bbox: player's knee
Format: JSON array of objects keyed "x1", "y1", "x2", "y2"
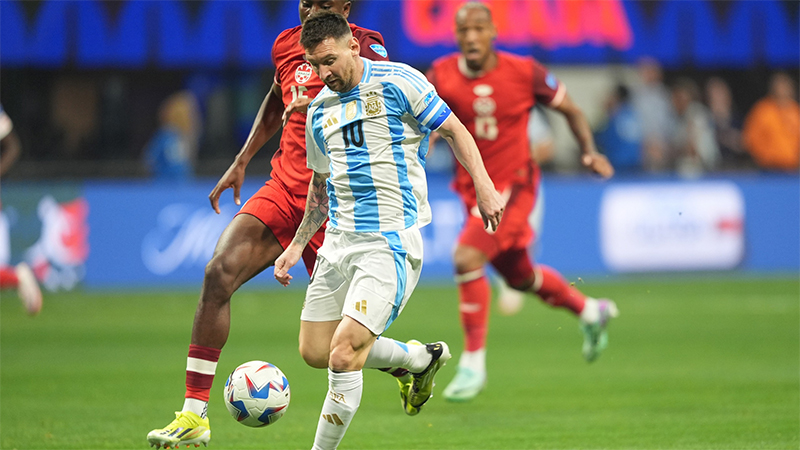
[
  {"x1": 203, "y1": 255, "x2": 239, "y2": 294},
  {"x1": 508, "y1": 274, "x2": 536, "y2": 292},
  {"x1": 493, "y1": 249, "x2": 536, "y2": 292},
  {"x1": 328, "y1": 343, "x2": 357, "y2": 372},
  {"x1": 453, "y1": 246, "x2": 486, "y2": 274},
  {"x1": 299, "y1": 342, "x2": 329, "y2": 369}
]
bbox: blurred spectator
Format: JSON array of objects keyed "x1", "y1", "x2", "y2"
[
  {"x1": 594, "y1": 84, "x2": 643, "y2": 173},
  {"x1": 705, "y1": 77, "x2": 749, "y2": 170},
  {"x1": 0, "y1": 104, "x2": 43, "y2": 315},
  {"x1": 632, "y1": 57, "x2": 674, "y2": 172},
  {"x1": 144, "y1": 91, "x2": 201, "y2": 181},
  {"x1": 527, "y1": 105, "x2": 555, "y2": 169},
  {"x1": 742, "y1": 73, "x2": 800, "y2": 171},
  {"x1": 669, "y1": 78, "x2": 720, "y2": 176}
]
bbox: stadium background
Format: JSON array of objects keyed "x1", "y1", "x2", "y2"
[{"x1": 1, "y1": 1, "x2": 798, "y2": 449}]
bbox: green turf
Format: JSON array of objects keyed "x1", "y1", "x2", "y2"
[{"x1": 1, "y1": 277, "x2": 798, "y2": 449}]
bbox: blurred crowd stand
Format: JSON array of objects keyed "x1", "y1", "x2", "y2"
[
  {"x1": 1, "y1": 58, "x2": 797, "y2": 180},
  {"x1": 585, "y1": 59, "x2": 799, "y2": 176},
  {"x1": 742, "y1": 73, "x2": 800, "y2": 171},
  {"x1": 143, "y1": 91, "x2": 202, "y2": 182}
]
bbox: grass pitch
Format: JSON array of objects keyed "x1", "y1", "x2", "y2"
[{"x1": 1, "y1": 277, "x2": 798, "y2": 449}]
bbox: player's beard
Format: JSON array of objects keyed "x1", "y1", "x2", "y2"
[
  {"x1": 324, "y1": 77, "x2": 343, "y2": 91},
  {"x1": 325, "y1": 65, "x2": 355, "y2": 92},
  {"x1": 464, "y1": 49, "x2": 487, "y2": 71}
]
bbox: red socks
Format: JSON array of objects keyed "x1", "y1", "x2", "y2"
[
  {"x1": 0, "y1": 266, "x2": 19, "y2": 289},
  {"x1": 456, "y1": 270, "x2": 491, "y2": 352},
  {"x1": 534, "y1": 265, "x2": 585, "y2": 314},
  {"x1": 455, "y1": 264, "x2": 585, "y2": 353},
  {"x1": 185, "y1": 344, "x2": 221, "y2": 402}
]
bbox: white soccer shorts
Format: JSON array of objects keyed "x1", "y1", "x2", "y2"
[{"x1": 300, "y1": 225, "x2": 423, "y2": 335}]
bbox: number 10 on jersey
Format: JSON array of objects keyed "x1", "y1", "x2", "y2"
[{"x1": 342, "y1": 120, "x2": 365, "y2": 147}]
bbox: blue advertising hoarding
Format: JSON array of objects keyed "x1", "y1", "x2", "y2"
[{"x1": 1, "y1": 174, "x2": 797, "y2": 290}]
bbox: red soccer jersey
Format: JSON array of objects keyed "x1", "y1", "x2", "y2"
[
  {"x1": 428, "y1": 51, "x2": 565, "y2": 200},
  {"x1": 270, "y1": 24, "x2": 388, "y2": 196}
]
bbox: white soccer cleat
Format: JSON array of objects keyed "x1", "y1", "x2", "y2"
[
  {"x1": 15, "y1": 263, "x2": 42, "y2": 315},
  {"x1": 496, "y1": 278, "x2": 525, "y2": 316},
  {"x1": 442, "y1": 366, "x2": 486, "y2": 402},
  {"x1": 580, "y1": 299, "x2": 619, "y2": 362}
]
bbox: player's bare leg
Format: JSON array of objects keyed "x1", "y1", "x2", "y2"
[
  {"x1": 148, "y1": 214, "x2": 282, "y2": 449},
  {"x1": 191, "y1": 214, "x2": 283, "y2": 349},
  {"x1": 299, "y1": 320, "x2": 341, "y2": 368},
  {"x1": 301, "y1": 319, "x2": 429, "y2": 416}
]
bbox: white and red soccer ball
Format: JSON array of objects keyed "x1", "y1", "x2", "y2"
[{"x1": 223, "y1": 361, "x2": 290, "y2": 427}]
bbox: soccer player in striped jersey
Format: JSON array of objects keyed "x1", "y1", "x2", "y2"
[
  {"x1": 273, "y1": 11, "x2": 504, "y2": 450},
  {"x1": 146, "y1": 2, "x2": 397, "y2": 449},
  {"x1": 426, "y1": 2, "x2": 618, "y2": 403}
]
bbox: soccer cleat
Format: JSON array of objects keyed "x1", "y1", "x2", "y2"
[
  {"x1": 442, "y1": 366, "x2": 486, "y2": 402},
  {"x1": 580, "y1": 299, "x2": 619, "y2": 362},
  {"x1": 15, "y1": 263, "x2": 42, "y2": 315},
  {"x1": 146, "y1": 411, "x2": 210, "y2": 449},
  {"x1": 408, "y1": 341, "x2": 451, "y2": 409},
  {"x1": 396, "y1": 372, "x2": 418, "y2": 416},
  {"x1": 497, "y1": 279, "x2": 525, "y2": 316},
  {"x1": 397, "y1": 340, "x2": 424, "y2": 416}
]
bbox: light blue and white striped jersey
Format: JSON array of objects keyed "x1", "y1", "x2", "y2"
[{"x1": 305, "y1": 59, "x2": 452, "y2": 233}]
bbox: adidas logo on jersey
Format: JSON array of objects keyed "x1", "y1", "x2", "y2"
[{"x1": 322, "y1": 116, "x2": 339, "y2": 129}]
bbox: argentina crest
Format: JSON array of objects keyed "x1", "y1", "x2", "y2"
[{"x1": 364, "y1": 91, "x2": 383, "y2": 117}]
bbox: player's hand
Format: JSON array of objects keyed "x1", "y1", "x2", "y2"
[
  {"x1": 274, "y1": 244, "x2": 303, "y2": 287},
  {"x1": 582, "y1": 152, "x2": 615, "y2": 179},
  {"x1": 282, "y1": 96, "x2": 313, "y2": 127},
  {"x1": 476, "y1": 186, "x2": 505, "y2": 232},
  {"x1": 209, "y1": 161, "x2": 246, "y2": 214}
]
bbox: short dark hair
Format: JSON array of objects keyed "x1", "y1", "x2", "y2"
[{"x1": 300, "y1": 10, "x2": 352, "y2": 51}]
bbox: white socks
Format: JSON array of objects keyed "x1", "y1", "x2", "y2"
[
  {"x1": 182, "y1": 398, "x2": 208, "y2": 419},
  {"x1": 580, "y1": 298, "x2": 600, "y2": 324},
  {"x1": 458, "y1": 348, "x2": 486, "y2": 374},
  {"x1": 312, "y1": 370, "x2": 363, "y2": 450},
  {"x1": 363, "y1": 337, "x2": 431, "y2": 374}
]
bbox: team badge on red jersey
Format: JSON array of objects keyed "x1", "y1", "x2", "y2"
[
  {"x1": 473, "y1": 97, "x2": 496, "y2": 116},
  {"x1": 295, "y1": 63, "x2": 313, "y2": 84}
]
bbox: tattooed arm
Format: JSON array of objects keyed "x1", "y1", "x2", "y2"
[{"x1": 274, "y1": 171, "x2": 330, "y2": 286}]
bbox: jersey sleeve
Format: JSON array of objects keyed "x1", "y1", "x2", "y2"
[
  {"x1": 398, "y1": 65, "x2": 451, "y2": 131},
  {"x1": 271, "y1": 36, "x2": 282, "y2": 86},
  {"x1": 305, "y1": 103, "x2": 330, "y2": 173},
  {"x1": 355, "y1": 28, "x2": 389, "y2": 62},
  {"x1": 272, "y1": 28, "x2": 295, "y2": 86},
  {"x1": 532, "y1": 59, "x2": 566, "y2": 108}
]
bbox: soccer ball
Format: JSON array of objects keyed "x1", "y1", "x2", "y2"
[{"x1": 223, "y1": 361, "x2": 290, "y2": 427}]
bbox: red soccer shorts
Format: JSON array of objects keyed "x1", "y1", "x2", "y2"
[
  {"x1": 237, "y1": 179, "x2": 326, "y2": 275},
  {"x1": 458, "y1": 182, "x2": 536, "y2": 262}
]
